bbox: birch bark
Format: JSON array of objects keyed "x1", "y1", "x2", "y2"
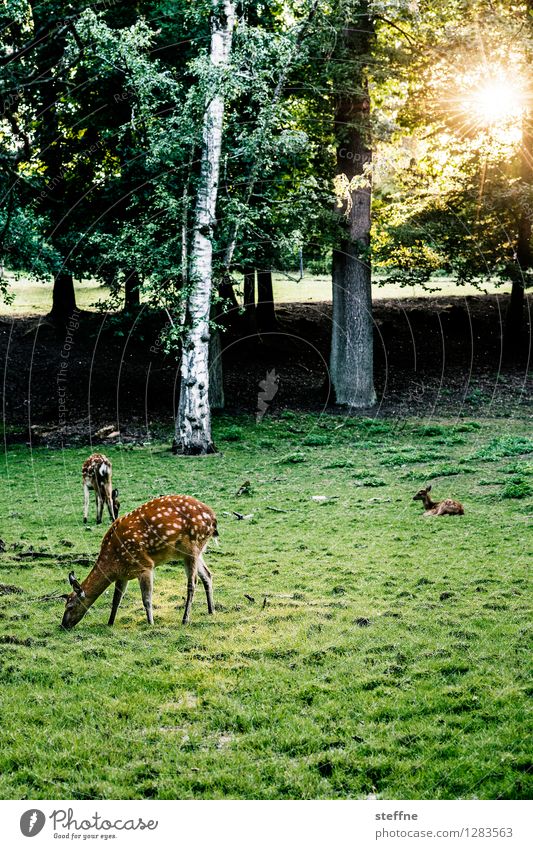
[{"x1": 175, "y1": 0, "x2": 235, "y2": 453}]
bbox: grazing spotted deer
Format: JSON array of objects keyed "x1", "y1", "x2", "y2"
[
  {"x1": 61, "y1": 495, "x2": 217, "y2": 630},
  {"x1": 413, "y1": 485, "x2": 464, "y2": 516},
  {"x1": 82, "y1": 453, "x2": 120, "y2": 524}
]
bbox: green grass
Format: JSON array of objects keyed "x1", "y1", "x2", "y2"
[{"x1": 0, "y1": 414, "x2": 531, "y2": 800}]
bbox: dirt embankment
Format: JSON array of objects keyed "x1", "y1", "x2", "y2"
[{"x1": 0, "y1": 294, "x2": 530, "y2": 444}]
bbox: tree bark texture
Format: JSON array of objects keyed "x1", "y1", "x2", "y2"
[
  {"x1": 124, "y1": 270, "x2": 141, "y2": 311},
  {"x1": 176, "y1": 0, "x2": 235, "y2": 454},
  {"x1": 50, "y1": 271, "x2": 77, "y2": 328},
  {"x1": 330, "y1": 9, "x2": 376, "y2": 407},
  {"x1": 505, "y1": 111, "x2": 532, "y2": 353},
  {"x1": 243, "y1": 266, "x2": 257, "y2": 333},
  {"x1": 256, "y1": 269, "x2": 277, "y2": 332}
]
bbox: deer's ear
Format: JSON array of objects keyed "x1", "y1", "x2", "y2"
[
  {"x1": 426, "y1": 484, "x2": 432, "y2": 492},
  {"x1": 68, "y1": 571, "x2": 85, "y2": 598}
]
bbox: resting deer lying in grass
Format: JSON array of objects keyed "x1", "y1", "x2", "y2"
[
  {"x1": 61, "y1": 495, "x2": 217, "y2": 630},
  {"x1": 82, "y1": 453, "x2": 119, "y2": 524},
  {"x1": 413, "y1": 485, "x2": 464, "y2": 516}
]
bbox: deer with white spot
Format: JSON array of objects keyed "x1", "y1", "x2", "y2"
[
  {"x1": 82, "y1": 453, "x2": 120, "y2": 524},
  {"x1": 62, "y1": 495, "x2": 217, "y2": 630}
]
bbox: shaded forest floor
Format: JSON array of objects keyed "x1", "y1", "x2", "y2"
[{"x1": 0, "y1": 293, "x2": 530, "y2": 445}]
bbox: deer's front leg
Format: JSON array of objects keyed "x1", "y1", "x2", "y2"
[
  {"x1": 83, "y1": 483, "x2": 90, "y2": 523},
  {"x1": 108, "y1": 578, "x2": 128, "y2": 626},
  {"x1": 139, "y1": 570, "x2": 154, "y2": 625}
]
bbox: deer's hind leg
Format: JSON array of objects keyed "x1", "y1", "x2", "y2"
[
  {"x1": 83, "y1": 482, "x2": 91, "y2": 523},
  {"x1": 139, "y1": 570, "x2": 154, "y2": 625},
  {"x1": 182, "y1": 554, "x2": 198, "y2": 625},
  {"x1": 108, "y1": 578, "x2": 128, "y2": 626},
  {"x1": 198, "y1": 555, "x2": 214, "y2": 615},
  {"x1": 103, "y1": 481, "x2": 115, "y2": 522},
  {"x1": 95, "y1": 487, "x2": 104, "y2": 524}
]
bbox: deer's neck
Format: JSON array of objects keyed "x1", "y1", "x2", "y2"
[
  {"x1": 81, "y1": 558, "x2": 114, "y2": 603},
  {"x1": 422, "y1": 494, "x2": 436, "y2": 510}
]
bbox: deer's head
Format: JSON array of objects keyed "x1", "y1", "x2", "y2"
[
  {"x1": 61, "y1": 571, "x2": 88, "y2": 630},
  {"x1": 413, "y1": 485, "x2": 431, "y2": 502},
  {"x1": 112, "y1": 488, "x2": 120, "y2": 520}
]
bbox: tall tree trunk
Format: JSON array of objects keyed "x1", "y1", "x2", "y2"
[
  {"x1": 124, "y1": 270, "x2": 141, "y2": 311},
  {"x1": 175, "y1": 0, "x2": 235, "y2": 454},
  {"x1": 330, "y1": 8, "x2": 376, "y2": 408},
  {"x1": 219, "y1": 274, "x2": 239, "y2": 311},
  {"x1": 243, "y1": 266, "x2": 257, "y2": 333},
  {"x1": 256, "y1": 269, "x2": 277, "y2": 332},
  {"x1": 504, "y1": 0, "x2": 532, "y2": 357},
  {"x1": 50, "y1": 271, "x2": 77, "y2": 328},
  {"x1": 504, "y1": 113, "x2": 532, "y2": 356},
  {"x1": 209, "y1": 327, "x2": 225, "y2": 410}
]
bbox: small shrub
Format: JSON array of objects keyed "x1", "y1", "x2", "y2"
[
  {"x1": 502, "y1": 461, "x2": 533, "y2": 476},
  {"x1": 415, "y1": 425, "x2": 448, "y2": 438},
  {"x1": 455, "y1": 422, "x2": 482, "y2": 432},
  {"x1": 353, "y1": 477, "x2": 386, "y2": 487},
  {"x1": 218, "y1": 425, "x2": 244, "y2": 442},
  {"x1": 324, "y1": 459, "x2": 356, "y2": 469},
  {"x1": 278, "y1": 452, "x2": 306, "y2": 464},
  {"x1": 302, "y1": 434, "x2": 331, "y2": 446},
  {"x1": 473, "y1": 436, "x2": 533, "y2": 461},
  {"x1": 501, "y1": 479, "x2": 532, "y2": 499}
]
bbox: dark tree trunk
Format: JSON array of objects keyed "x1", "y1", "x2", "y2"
[
  {"x1": 50, "y1": 271, "x2": 77, "y2": 328},
  {"x1": 219, "y1": 274, "x2": 239, "y2": 312},
  {"x1": 124, "y1": 270, "x2": 141, "y2": 311},
  {"x1": 504, "y1": 109, "x2": 532, "y2": 358},
  {"x1": 256, "y1": 269, "x2": 277, "y2": 332},
  {"x1": 330, "y1": 8, "x2": 376, "y2": 407},
  {"x1": 243, "y1": 266, "x2": 257, "y2": 333},
  {"x1": 209, "y1": 326, "x2": 225, "y2": 410}
]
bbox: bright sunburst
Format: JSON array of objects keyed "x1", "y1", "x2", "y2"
[{"x1": 470, "y1": 79, "x2": 525, "y2": 126}]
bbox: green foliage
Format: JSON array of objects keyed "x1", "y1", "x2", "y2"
[
  {"x1": 218, "y1": 425, "x2": 244, "y2": 442},
  {"x1": 473, "y1": 436, "x2": 533, "y2": 461},
  {"x1": 500, "y1": 479, "x2": 532, "y2": 499},
  {"x1": 302, "y1": 434, "x2": 331, "y2": 446},
  {"x1": 278, "y1": 451, "x2": 307, "y2": 464}
]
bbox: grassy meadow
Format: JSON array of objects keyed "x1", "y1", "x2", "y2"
[
  {"x1": 0, "y1": 413, "x2": 531, "y2": 800},
  {"x1": 0, "y1": 269, "x2": 513, "y2": 315}
]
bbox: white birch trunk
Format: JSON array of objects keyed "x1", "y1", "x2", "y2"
[{"x1": 176, "y1": 0, "x2": 235, "y2": 453}]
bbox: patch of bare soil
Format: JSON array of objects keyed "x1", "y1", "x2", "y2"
[{"x1": 0, "y1": 294, "x2": 530, "y2": 445}]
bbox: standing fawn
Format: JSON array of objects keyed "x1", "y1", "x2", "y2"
[
  {"x1": 62, "y1": 495, "x2": 217, "y2": 630},
  {"x1": 82, "y1": 453, "x2": 120, "y2": 524},
  {"x1": 413, "y1": 485, "x2": 464, "y2": 516}
]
